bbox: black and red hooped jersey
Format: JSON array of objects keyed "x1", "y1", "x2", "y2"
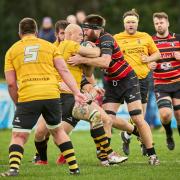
[
  {"x1": 95, "y1": 32, "x2": 132, "y2": 81},
  {"x1": 152, "y1": 33, "x2": 180, "y2": 85}
]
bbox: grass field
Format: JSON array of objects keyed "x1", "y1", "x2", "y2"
[{"x1": 0, "y1": 129, "x2": 180, "y2": 180}]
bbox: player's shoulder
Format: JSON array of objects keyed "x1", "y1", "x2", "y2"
[
  {"x1": 172, "y1": 33, "x2": 180, "y2": 40},
  {"x1": 7, "y1": 39, "x2": 22, "y2": 53},
  {"x1": 100, "y1": 32, "x2": 114, "y2": 42},
  {"x1": 114, "y1": 32, "x2": 125, "y2": 39},
  {"x1": 137, "y1": 31, "x2": 152, "y2": 38}
]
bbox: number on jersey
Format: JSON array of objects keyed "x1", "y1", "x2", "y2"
[{"x1": 24, "y1": 45, "x2": 39, "y2": 63}]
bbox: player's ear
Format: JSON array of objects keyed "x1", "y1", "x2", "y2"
[
  {"x1": 35, "y1": 31, "x2": 38, "y2": 37},
  {"x1": 18, "y1": 32, "x2": 22, "y2": 39}
]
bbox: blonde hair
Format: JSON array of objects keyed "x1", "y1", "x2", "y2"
[{"x1": 123, "y1": 9, "x2": 139, "y2": 20}]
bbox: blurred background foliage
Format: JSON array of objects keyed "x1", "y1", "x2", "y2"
[{"x1": 0, "y1": 0, "x2": 180, "y2": 77}]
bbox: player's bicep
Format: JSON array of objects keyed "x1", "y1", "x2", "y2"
[
  {"x1": 4, "y1": 50, "x2": 14, "y2": 72},
  {"x1": 54, "y1": 58, "x2": 69, "y2": 73},
  {"x1": 5, "y1": 70, "x2": 17, "y2": 86}
]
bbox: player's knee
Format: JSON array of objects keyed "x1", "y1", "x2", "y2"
[
  {"x1": 11, "y1": 132, "x2": 29, "y2": 145},
  {"x1": 129, "y1": 109, "x2": 142, "y2": 117},
  {"x1": 104, "y1": 117, "x2": 113, "y2": 127},
  {"x1": 160, "y1": 111, "x2": 172, "y2": 122},
  {"x1": 157, "y1": 99, "x2": 172, "y2": 109},
  {"x1": 35, "y1": 127, "x2": 49, "y2": 141},
  {"x1": 89, "y1": 110, "x2": 102, "y2": 128}
]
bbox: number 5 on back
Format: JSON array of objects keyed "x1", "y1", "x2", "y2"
[{"x1": 24, "y1": 45, "x2": 39, "y2": 63}]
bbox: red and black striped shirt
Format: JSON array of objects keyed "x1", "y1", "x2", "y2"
[
  {"x1": 152, "y1": 33, "x2": 180, "y2": 85},
  {"x1": 95, "y1": 32, "x2": 132, "y2": 81}
]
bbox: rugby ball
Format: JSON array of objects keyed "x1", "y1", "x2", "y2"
[{"x1": 81, "y1": 41, "x2": 95, "y2": 48}]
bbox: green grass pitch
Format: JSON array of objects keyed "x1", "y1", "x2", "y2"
[{"x1": 0, "y1": 129, "x2": 180, "y2": 180}]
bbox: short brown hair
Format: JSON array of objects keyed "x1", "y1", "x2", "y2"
[
  {"x1": 84, "y1": 14, "x2": 106, "y2": 28},
  {"x1": 55, "y1": 20, "x2": 69, "y2": 34},
  {"x1": 19, "y1": 18, "x2": 38, "y2": 35},
  {"x1": 123, "y1": 9, "x2": 139, "y2": 20},
  {"x1": 153, "y1": 12, "x2": 169, "y2": 20}
]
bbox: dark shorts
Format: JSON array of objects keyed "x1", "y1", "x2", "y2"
[
  {"x1": 13, "y1": 98, "x2": 61, "y2": 132},
  {"x1": 139, "y1": 73, "x2": 150, "y2": 104},
  {"x1": 60, "y1": 93, "x2": 79, "y2": 127},
  {"x1": 154, "y1": 81, "x2": 180, "y2": 101},
  {"x1": 103, "y1": 71, "x2": 141, "y2": 104}
]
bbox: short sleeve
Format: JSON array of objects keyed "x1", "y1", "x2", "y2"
[
  {"x1": 147, "y1": 35, "x2": 159, "y2": 55},
  {"x1": 53, "y1": 45, "x2": 64, "y2": 59},
  {"x1": 4, "y1": 48, "x2": 14, "y2": 72}
]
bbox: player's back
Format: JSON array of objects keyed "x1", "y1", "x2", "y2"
[{"x1": 5, "y1": 35, "x2": 61, "y2": 102}]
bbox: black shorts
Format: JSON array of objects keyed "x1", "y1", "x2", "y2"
[
  {"x1": 60, "y1": 93, "x2": 79, "y2": 127},
  {"x1": 13, "y1": 98, "x2": 61, "y2": 132},
  {"x1": 103, "y1": 71, "x2": 141, "y2": 104},
  {"x1": 139, "y1": 73, "x2": 150, "y2": 104},
  {"x1": 154, "y1": 81, "x2": 180, "y2": 101}
]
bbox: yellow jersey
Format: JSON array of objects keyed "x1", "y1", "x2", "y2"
[
  {"x1": 4, "y1": 35, "x2": 63, "y2": 102},
  {"x1": 58, "y1": 40, "x2": 82, "y2": 94},
  {"x1": 53, "y1": 40, "x2": 60, "y2": 47},
  {"x1": 114, "y1": 31, "x2": 159, "y2": 79}
]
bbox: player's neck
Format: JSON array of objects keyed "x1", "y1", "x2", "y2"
[{"x1": 156, "y1": 30, "x2": 169, "y2": 38}]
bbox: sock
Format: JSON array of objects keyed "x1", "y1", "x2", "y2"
[
  {"x1": 162, "y1": 121, "x2": 173, "y2": 137},
  {"x1": 132, "y1": 126, "x2": 140, "y2": 137},
  {"x1": 59, "y1": 141, "x2": 79, "y2": 173},
  {"x1": 9, "y1": 144, "x2": 24, "y2": 171},
  {"x1": 146, "y1": 147, "x2": 156, "y2": 156},
  {"x1": 34, "y1": 138, "x2": 48, "y2": 161},
  {"x1": 90, "y1": 129, "x2": 100, "y2": 153},
  {"x1": 91, "y1": 127, "x2": 113, "y2": 158},
  {"x1": 124, "y1": 131, "x2": 132, "y2": 139},
  {"x1": 177, "y1": 125, "x2": 180, "y2": 136},
  {"x1": 108, "y1": 138, "x2": 111, "y2": 145}
]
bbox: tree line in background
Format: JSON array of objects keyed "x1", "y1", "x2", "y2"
[{"x1": 0, "y1": 0, "x2": 180, "y2": 77}]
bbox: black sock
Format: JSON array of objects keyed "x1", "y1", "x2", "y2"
[
  {"x1": 177, "y1": 125, "x2": 180, "y2": 136},
  {"x1": 9, "y1": 144, "x2": 24, "y2": 171},
  {"x1": 35, "y1": 139, "x2": 48, "y2": 161},
  {"x1": 162, "y1": 122, "x2": 173, "y2": 137},
  {"x1": 58, "y1": 141, "x2": 79, "y2": 173},
  {"x1": 91, "y1": 127, "x2": 113, "y2": 156},
  {"x1": 146, "y1": 147, "x2": 156, "y2": 156},
  {"x1": 132, "y1": 126, "x2": 140, "y2": 137},
  {"x1": 90, "y1": 129, "x2": 100, "y2": 152},
  {"x1": 108, "y1": 138, "x2": 111, "y2": 145}
]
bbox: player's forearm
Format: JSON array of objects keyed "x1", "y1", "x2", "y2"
[
  {"x1": 54, "y1": 59, "x2": 80, "y2": 95},
  {"x1": 149, "y1": 51, "x2": 161, "y2": 62},
  {"x1": 60, "y1": 70, "x2": 81, "y2": 95},
  {"x1": 8, "y1": 84, "x2": 18, "y2": 104},
  {"x1": 79, "y1": 47, "x2": 100, "y2": 58},
  {"x1": 83, "y1": 65, "x2": 94, "y2": 77},
  {"x1": 80, "y1": 56, "x2": 110, "y2": 68}
]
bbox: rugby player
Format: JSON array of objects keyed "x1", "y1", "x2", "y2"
[
  {"x1": 1, "y1": 18, "x2": 87, "y2": 177},
  {"x1": 114, "y1": 9, "x2": 160, "y2": 155},
  {"x1": 33, "y1": 23, "x2": 128, "y2": 167},
  {"x1": 152, "y1": 12, "x2": 180, "y2": 150},
  {"x1": 68, "y1": 14, "x2": 160, "y2": 165}
]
